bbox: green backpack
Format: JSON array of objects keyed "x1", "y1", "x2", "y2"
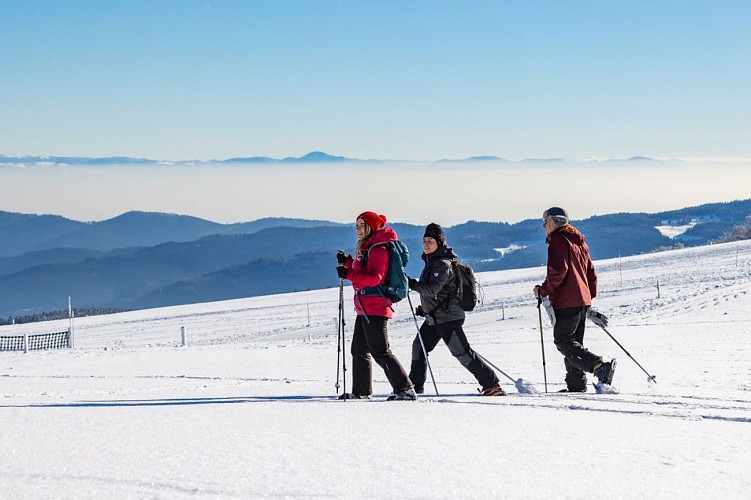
[{"x1": 360, "y1": 240, "x2": 410, "y2": 303}]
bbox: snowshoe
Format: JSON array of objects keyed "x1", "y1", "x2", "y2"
[
  {"x1": 593, "y1": 382, "x2": 620, "y2": 394},
  {"x1": 479, "y1": 383, "x2": 507, "y2": 396},
  {"x1": 594, "y1": 358, "x2": 617, "y2": 386},
  {"x1": 338, "y1": 393, "x2": 371, "y2": 400},
  {"x1": 387, "y1": 387, "x2": 418, "y2": 401}
]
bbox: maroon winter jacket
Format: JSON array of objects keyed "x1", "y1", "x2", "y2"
[
  {"x1": 539, "y1": 225, "x2": 597, "y2": 309},
  {"x1": 342, "y1": 226, "x2": 398, "y2": 319}
]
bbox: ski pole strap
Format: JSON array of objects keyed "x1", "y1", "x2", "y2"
[{"x1": 354, "y1": 293, "x2": 371, "y2": 324}]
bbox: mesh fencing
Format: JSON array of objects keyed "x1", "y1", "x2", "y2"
[{"x1": 0, "y1": 330, "x2": 71, "y2": 351}]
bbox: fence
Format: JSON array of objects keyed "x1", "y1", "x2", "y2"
[{"x1": 0, "y1": 329, "x2": 71, "y2": 352}]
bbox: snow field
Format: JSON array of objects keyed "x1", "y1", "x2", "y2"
[{"x1": 1, "y1": 240, "x2": 750, "y2": 498}]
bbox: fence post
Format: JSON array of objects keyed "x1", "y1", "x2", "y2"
[
  {"x1": 23, "y1": 333, "x2": 28, "y2": 354},
  {"x1": 68, "y1": 297, "x2": 75, "y2": 348},
  {"x1": 181, "y1": 326, "x2": 187, "y2": 347},
  {"x1": 656, "y1": 280, "x2": 661, "y2": 299}
]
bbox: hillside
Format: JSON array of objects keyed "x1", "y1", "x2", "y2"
[{"x1": 1, "y1": 199, "x2": 749, "y2": 318}]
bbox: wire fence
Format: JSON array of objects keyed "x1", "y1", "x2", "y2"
[{"x1": 0, "y1": 329, "x2": 71, "y2": 352}]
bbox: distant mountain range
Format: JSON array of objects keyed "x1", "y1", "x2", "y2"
[
  {"x1": 0, "y1": 152, "x2": 703, "y2": 166},
  {"x1": 0, "y1": 199, "x2": 749, "y2": 318}
]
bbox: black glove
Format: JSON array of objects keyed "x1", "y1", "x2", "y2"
[
  {"x1": 587, "y1": 308, "x2": 609, "y2": 328},
  {"x1": 415, "y1": 305, "x2": 426, "y2": 317},
  {"x1": 336, "y1": 250, "x2": 348, "y2": 265},
  {"x1": 336, "y1": 266, "x2": 348, "y2": 280},
  {"x1": 408, "y1": 277, "x2": 418, "y2": 289}
]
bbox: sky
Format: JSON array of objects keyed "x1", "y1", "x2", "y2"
[
  {"x1": 2, "y1": 0, "x2": 750, "y2": 162},
  {"x1": 2, "y1": 240, "x2": 750, "y2": 498}
]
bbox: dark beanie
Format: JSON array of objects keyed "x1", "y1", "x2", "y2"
[{"x1": 423, "y1": 223, "x2": 445, "y2": 246}]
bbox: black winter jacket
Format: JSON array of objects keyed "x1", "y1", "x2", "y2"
[{"x1": 410, "y1": 245, "x2": 465, "y2": 325}]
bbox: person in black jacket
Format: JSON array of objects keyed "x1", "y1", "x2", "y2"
[{"x1": 407, "y1": 223, "x2": 505, "y2": 396}]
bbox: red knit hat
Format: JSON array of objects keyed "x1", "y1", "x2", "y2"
[{"x1": 357, "y1": 211, "x2": 387, "y2": 231}]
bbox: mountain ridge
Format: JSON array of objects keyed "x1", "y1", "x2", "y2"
[
  {"x1": 0, "y1": 199, "x2": 749, "y2": 318},
  {"x1": 2, "y1": 152, "x2": 729, "y2": 165}
]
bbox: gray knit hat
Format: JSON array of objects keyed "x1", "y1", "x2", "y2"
[{"x1": 543, "y1": 207, "x2": 569, "y2": 227}]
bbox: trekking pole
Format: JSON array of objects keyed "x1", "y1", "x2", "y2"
[
  {"x1": 474, "y1": 351, "x2": 537, "y2": 394},
  {"x1": 475, "y1": 352, "x2": 516, "y2": 384},
  {"x1": 340, "y1": 279, "x2": 348, "y2": 401},
  {"x1": 335, "y1": 280, "x2": 343, "y2": 393},
  {"x1": 597, "y1": 324, "x2": 656, "y2": 383},
  {"x1": 537, "y1": 296, "x2": 548, "y2": 393},
  {"x1": 407, "y1": 294, "x2": 439, "y2": 396}
]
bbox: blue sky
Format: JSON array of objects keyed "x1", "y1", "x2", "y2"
[{"x1": 1, "y1": 0, "x2": 750, "y2": 161}]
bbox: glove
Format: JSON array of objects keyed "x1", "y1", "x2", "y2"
[
  {"x1": 336, "y1": 266, "x2": 348, "y2": 280},
  {"x1": 541, "y1": 296, "x2": 556, "y2": 327},
  {"x1": 336, "y1": 250, "x2": 348, "y2": 265},
  {"x1": 408, "y1": 277, "x2": 418, "y2": 289},
  {"x1": 414, "y1": 305, "x2": 426, "y2": 317},
  {"x1": 587, "y1": 308, "x2": 609, "y2": 328}
]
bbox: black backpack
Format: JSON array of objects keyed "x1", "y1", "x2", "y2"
[{"x1": 451, "y1": 260, "x2": 479, "y2": 311}]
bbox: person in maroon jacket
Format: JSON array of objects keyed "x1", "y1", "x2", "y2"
[
  {"x1": 533, "y1": 207, "x2": 616, "y2": 392},
  {"x1": 336, "y1": 211, "x2": 416, "y2": 401}
]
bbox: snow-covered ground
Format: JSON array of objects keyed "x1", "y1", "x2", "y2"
[{"x1": 2, "y1": 240, "x2": 750, "y2": 499}]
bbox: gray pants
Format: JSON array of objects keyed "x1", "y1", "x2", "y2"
[{"x1": 409, "y1": 319, "x2": 499, "y2": 392}]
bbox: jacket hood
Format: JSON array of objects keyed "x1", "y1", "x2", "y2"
[
  {"x1": 363, "y1": 225, "x2": 398, "y2": 249},
  {"x1": 422, "y1": 244, "x2": 457, "y2": 262},
  {"x1": 547, "y1": 224, "x2": 585, "y2": 245}
]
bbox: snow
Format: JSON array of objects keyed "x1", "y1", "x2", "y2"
[
  {"x1": 655, "y1": 222, "x2": 698, "y2": 239},
  {"x1": 494, "y1": 244, "x2": 527, "y2": 257},
  {"x1": 2, "y1": 240, "x2": 750, "y2": 499}
]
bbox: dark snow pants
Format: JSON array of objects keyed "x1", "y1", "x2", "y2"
[
  {"x1": 409, "y1": 319, "x2": 500, "y2": 392},
  {"x1": 350, "y1": 315, "x2": 412, "y2": 396},
  {"x1": 553, "y1": 306, "x2": 602, "y2": 392}
]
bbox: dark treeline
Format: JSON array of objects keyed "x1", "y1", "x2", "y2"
[{"x1": 0, "y1": 307, "x2": 130, "y2": 326}]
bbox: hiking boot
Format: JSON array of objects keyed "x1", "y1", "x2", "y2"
[
  {"x1": 593, "y1": 358, "x2": 617, "y2": 386},
  {"x1": 338, "y1": 393, "x2": 371, "y2": 400},
  {"x1": 414, "y1": 386, "x2": 425, "y2": 395},
  {"x1": 558, "y1": 387, "x2": 587, "y2": 393},
  {"x1": 480, "y1": 383, "x2": 507, "y2": 396},
  {"x1": 387, "y1": 387, "x2": 418, "y2": 401}
]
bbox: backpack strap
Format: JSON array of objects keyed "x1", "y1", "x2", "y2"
[{"x1": 358, "y1": 242, "x2": 394, "y2": 313}]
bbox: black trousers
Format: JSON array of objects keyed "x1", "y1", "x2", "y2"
[
  {"x1": 553, "y1": 306, "x2": 602, "y2": 391},
  {"x1": 350, "y1": 315, "x2": 412, "y2": 396},
  {"x1": 409, "y1": 319, "x2": 499, "y2": 391}
]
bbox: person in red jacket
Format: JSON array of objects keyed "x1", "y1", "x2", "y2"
[
  {"x1": 533, "y1": 207, "x2": 616, "y2": 392},
  {"x1": 336, "y1": 211, "x2": 416, "y2": 401}
]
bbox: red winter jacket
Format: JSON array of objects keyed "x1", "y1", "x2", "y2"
[
  {"x1": 343, "y1": 226, "x2": 398, "y2": 319},
  {"x1": 539, "y1": 225, "x2": 597, "y2": 309}
]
